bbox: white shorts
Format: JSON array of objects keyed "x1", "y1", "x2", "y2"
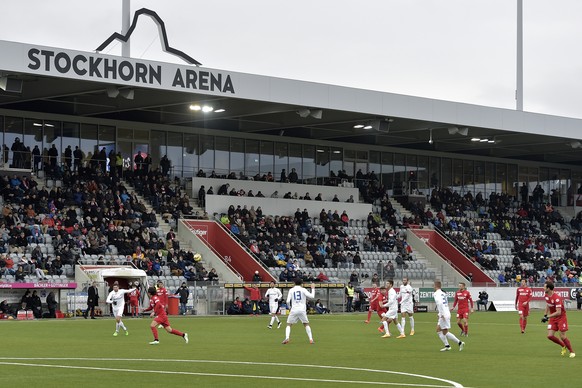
[
  {"x1": 438, "y1": 314, "x2": 451, "y2": 330},
  {"x1": 269, "y1": 302, "x2": 279, "y2": 314},
  {"x1": 286, "y1": 310, "x2": 309, "y2": 324},
  {"x1": 112, "y1": 306, "x2": 125, "y2": 318},
  {"x1": 382, "y1": 310, "x2": 398, "y2": 320},
  {"x1": 400, "y1": 302, "x2": 414, "y2": 314}
]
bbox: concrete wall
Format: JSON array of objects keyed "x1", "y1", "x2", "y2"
[
  {"x1": 192, "y1": 177, "x2": 360, "y2": 202},
  {"x1": 205, "y1": 194, "x2": 373, "y2": 220},
  {"x1": 406, "y1": 230, "x2": 467, "y2": 286},
  {"x1": 177, "y1": 219, "x2": 243, "y2": 283}
]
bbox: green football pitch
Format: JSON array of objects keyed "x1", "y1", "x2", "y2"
[{"x1": 0, "y1": 310, "x2": 579, "y2": 387}]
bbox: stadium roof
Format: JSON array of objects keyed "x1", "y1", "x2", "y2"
[{"x1": 1, "y1": 40, "x2": 582, "y2": 166}]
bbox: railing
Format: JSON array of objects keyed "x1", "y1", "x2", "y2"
[{"x1": 214, "y1": 218, "x2": 274, "y2": 277}]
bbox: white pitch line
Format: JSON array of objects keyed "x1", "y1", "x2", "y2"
[{"x1": 0, "y1": 358, "x2": 466, "y2": 388}]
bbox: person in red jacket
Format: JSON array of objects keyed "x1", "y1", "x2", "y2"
[{"x1": 244, "y1": 284, "x2": 262, "y2": 316}]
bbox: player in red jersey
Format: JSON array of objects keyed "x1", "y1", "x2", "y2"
[
  {"x1": 156, "y1": 280, "x2": 169, "y2": 310},
  {"x1": 542, "y1": 281, "x2": 575, "y2": 358},
  {"x1": 365, "y1": 284, "x2": 383, "y2": 323},
  {"x1": 144, "y1": 286, "x2": 188, "y2": 345},
  {"x1": 451, "y1": 282, "x2": 473, "y2": 337},
  {"x1": 128, "y1": 282, "x2": 141, "y2": 318},
  {"x1": 515, "y1": 279, "x2": 532, "y2": 333},
  {"x1": 376, "y1": 286, "x2": 389, "y2": 333}
]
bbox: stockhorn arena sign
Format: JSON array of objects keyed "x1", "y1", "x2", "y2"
[
  {"x1": 0, "y1": 8, "x2": 236, "y2": 95},
  {"x1": 25, "y1": 47, "x2": 234, "y2": 94}
]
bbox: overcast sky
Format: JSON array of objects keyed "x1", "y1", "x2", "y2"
[{"x1": 1, "y1": 0, "x2": 582, "y2": 119}]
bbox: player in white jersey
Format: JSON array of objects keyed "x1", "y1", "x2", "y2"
[
  {"x1": 399, "y1": 277, "x2": 415, "y2": 336},
  {"x1": 105, "y1": 281, "x2": 135, "y2": 337},
  {"x1": 380, "y1": 280, "x2": 405, "y2": 339},
  {"x1": 282, "y1": 278, "x2": 315, "y2": 344},
  {"x1": 264, "y1": 281, "x2": 283, "y2": 329},
  {"x1": 433, "y1": 280, "x2": 464, "y2": 352}
]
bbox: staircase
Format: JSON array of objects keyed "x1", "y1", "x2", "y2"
[{"x1": 121, "y1": 179, "x2": 172, "y2": 238}]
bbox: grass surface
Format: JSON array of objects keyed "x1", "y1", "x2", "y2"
[{"x1": 0, "y1": 310, "x2": 579, "y2": 387}]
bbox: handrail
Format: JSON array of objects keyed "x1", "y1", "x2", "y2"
[
  {"x1": 433, "y1": 227, "x2": 495, "y2": 281},
  {"x1": 181, "y1": 221, "x2": 244, "y2": 281},
  {"x1": 214, "y1": 219, "x2": 274, "y2": 275}
]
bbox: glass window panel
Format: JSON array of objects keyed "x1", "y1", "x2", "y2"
[
  {"x1": 99, "y1": 125, "x2": 115, "y2": 143},
  {"x1": 183, "y1": 133, "x2": 199, "y2": 176},
  {"x1": 463, "y1": 160, "x2": 474, "y2": 195},
  {"x1": 44, "y1": 120, "x2": 62, "y2": 169},
  {"x1": 381, "y1": 152, "x2": 394, "y2": 189},
  {"x1": 230, "y1": 138, "x2": 244, "y2": 178},
  {"x1": 167, "y1": 132, "x2": 183, "y2": 176},
  {"x1": 393, "y1": 154, "x2": 406, "y2": 195},
  {"x1": 508, "y1": 164, "x2": 518, "y2": 198},
  {"x1": 23, "y1": 119, "x2": 43, "y2": 170},
  {"x1": 81, "y1": 123, "x2": 98, "y2": 163},
  {"x1": 406, "y1": 154, "x2": 418, "y2": 193},
  {"x1": 315, "y1": 146, "x2": 329, "y2": 181},
  {"x1": 215, "y1": 136, "x2": 229, "y2": 175},
  {"x1": 199, "y1": 135, "x2": 214, "y2": 172},
  {"x1": 303, "y1": 144, "x2": 316, "y2": 183},
  {"x1": 369, "y1": 150, "x2": 380, "y2": 182},
  {"x1": 417, "y1": 156, "x2": 429, "y2": 194},
  {"x1": 4, "y1": 117, "x2": 24, "y2": 168},
  {"x1": 275, "y1": 142, "x2": 288, "y2": 182},
  {"x1": 118, "y1": 128, "x2": 133, "y2": 140},
  {"x1": 134, "y1": 129, "x2": 149, "y2": 141},
  {"x1": 150, "y1": 130, "x2": 167, "y2": 173},
  {"x1": 496, "y1": 163, "x2": 506, "y2": 195},
  {"x1": 260, "y1": 141, "x2": 274, "y2": 176},
  {"x1": 429, "y1": 157, "x2": 440, "y2": 188},
  {"x1": 245, "y1": 139, "x2": 259, "y2": 178},
  {"x1": 62, "y1": 122, "x2": 80, "y2": 157},
  {"x1": 288, "y1": 143, "x2": 302, "y2": 182},
  {"x1": 441, "y1": 158, "x2": 452, "y2": 188},
  {"x1": 330, "y1": 147, "x2": 343, "y2": 178},
  {"x1": 452, "y1": 159, "x2": 463, "y2": 191}
]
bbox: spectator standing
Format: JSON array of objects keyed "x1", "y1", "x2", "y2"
[
  {"x1": 174, "y1": 282, "x2": 190, "y2": 316},
  {"x1": 84, "y1": 281, "x2": 99, "y2": 319}
]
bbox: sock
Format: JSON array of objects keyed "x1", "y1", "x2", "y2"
[
  {"x1": 305, "y1": 325, "x2": 313, "y2": 341},
  {"x1": 562, "y1": 338, "x2": 574, "y2": 353},
  {"x1": 522, "y1": 318, "x2": 527, "y2": 331},
  {"x1": 396, "y1": 323, "x2": 404, "y2": 335},
  {"x1": 438, "y1": 331, "x2": 449, "y2": 346},
  {"x1": 409, "y1": 317, "x2": 415, "y2": 331},
  {"x1": 401, "y1": 317, "x2": 406, "y2": 331},
  {"x1": 275, "y1": 316, "x2": 280, "y2": 323},
  {"x1": 464, "y1": 324, "x2": 468, "y2": 334},
  {"x1": 446, "y1": 332, "x2": 461, "y2": 344},
  {"x1": 367, "y1": 310, "x2": 373, "y2": 321},
  {"x1": 151, "y1": 326, "x2": 159, "y2": 341},
  {"x1": 171, "y1": 329, "x2": 184, "y2": 337},
  {"x1": 457, "y1": 322, "x2": 464, "y2": 331},
  {"x1": 547, "y1": 335, "x2": 565, "y2": 347},
  {"x1": 120, "y1": 321, "x2": 126, "y2": 331},
  {"x1": 269, "y1": 317, "x2": 275, "y2": 326},
  {"x1": 115, "y1": 322, "x2": 119, "y2": 332},
  {"x1": 519, "y1": 317, "x2": 523, "y2": 330},
  {"x1": 382, "y1": 321, "x2": 389, "y2": 334},
  {"x1": 285, "y1": 325, "x2": 291, "y2": 340}
]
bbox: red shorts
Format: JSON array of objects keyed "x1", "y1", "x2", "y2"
[
  {"x1": 378, "y1": 307, "x2": 387, "y2": 315},
  {"x1": 457, "y1": 310, "x2": 469, "y2": 319},
  {"x1": 130, "y1": 299, "x2": 139, "y2": 307},
  {"x1": 548, "y1": 316, "x2": 568, "y2": 332},
  {"x1": 518, "y1": 305, "x2": 529, "y2": 318},
  {"x1": 155, "y1": 315, "x2": 170, "y2": 328},
  {"x1": 370, "y1": 303, "x2": 379, "y2": 311}
]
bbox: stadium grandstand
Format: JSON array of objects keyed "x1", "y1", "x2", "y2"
[{"x1": 1, "y1": 8, "x2": 582, "y2": 315}]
